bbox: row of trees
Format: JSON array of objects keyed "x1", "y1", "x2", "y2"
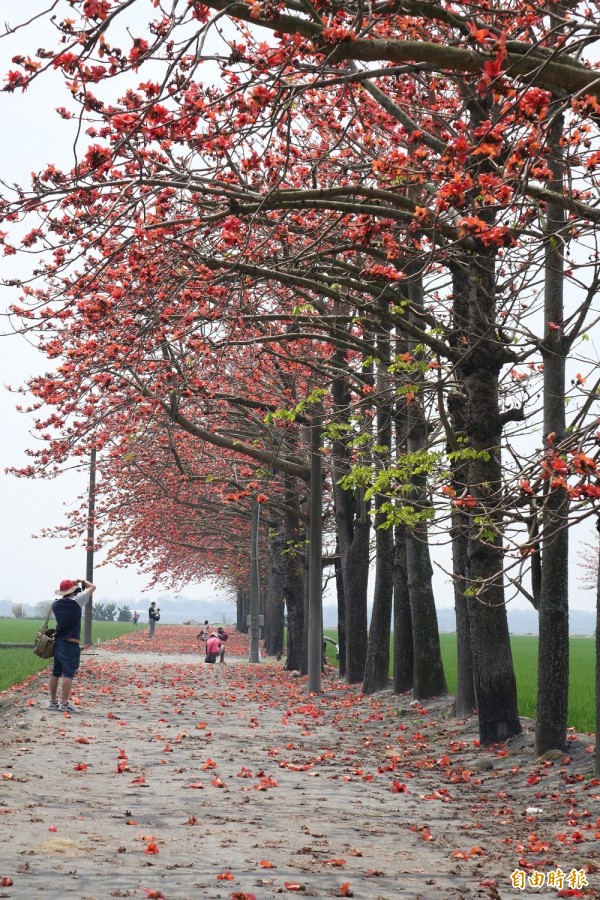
[
  {"x1": 29, "y1": 600, "x2": 134, "y2": 622},
  {"x1": 2, "y1": 0, "x2": 600, "y2": 765},
  {"x1": 93, "y1": 603, "x2": 135, "y2": 622}
]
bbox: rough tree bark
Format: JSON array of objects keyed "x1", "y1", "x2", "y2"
[
  {"x1": 457, "y1": 251, "x2": 521, "y2": 743},
  {"x1": 392, "y1": 383, "x2": 414, "y2": 694},
  {"x1": 451, "y1": 514, "x2": 476, "y2": 718},
  {"x1": 333, "y1": 482, "x2": 370, "y2": 683},
  {"x1": 282, "y1": 472, "x2": 305, "y2": 671},
  {"x1": 363, "y1": 309, "x2": 394, "y2": 694},
  {"x1": 447, "y1": 270, "x2": 476, "y2": 718},
  {"x1": 264, "y1": 526, "x2": 285, "y2": 657},
  {"x1": 334, "y1": 542, "x2": 347, "y2": 678},
  {"x1": 301, "y1": 532, "x2": 310, "y2": 676},
  {"x1": 405, "y1": 274, "x2": 447, "y2": 700},
  {"x1": 445, "y1": 88, "x2": 521, "y2": 743},
  {"x1": 393, "y1": 523, "x2": 414, "y2": 693},
  {"x1": 235, "y1": 588, "x2": 242, "y2": 633},
  {"x1": 536, "y1": 111, "x2": 569, "y2": 756},
  {"x1": 332, "y1": 369, "x2": 370, "y2": 684},
  {"x1": 451, "y1": 512, "x2": 476, "y2": 718}
]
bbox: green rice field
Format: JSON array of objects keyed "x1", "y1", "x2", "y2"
[
  {"x1": 0, "y1": 619, "x2": 138, "y2": 692},
  {"x1": 323, "y1": 629, "x2": 596, "y2": 734}
]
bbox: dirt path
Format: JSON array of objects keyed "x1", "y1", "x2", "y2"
[{"x1": 0, "y1": 628, "x2": 597, "y2": 899}]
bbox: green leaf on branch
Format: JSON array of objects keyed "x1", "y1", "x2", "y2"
[
  {"x1": 291, "y1": 302, "x2": 316, "y2": 315},
  {"x1": 375, "y1": 501, "x2": 435, "y2": 529},
  {"x1": 264, "y1": 387, "x2": 327, "y2": 423}
]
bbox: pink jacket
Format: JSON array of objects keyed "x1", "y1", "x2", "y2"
[{"x1": 206, "y1": 635, "x2": 221, "y2": 655}]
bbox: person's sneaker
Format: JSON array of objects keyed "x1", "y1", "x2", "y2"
[
  {"x1": 58, "y1": 702, "x2": 79, "y2": 714},
  {"x1": 47, "y1": 701, "x2": 60, "y2": 711}
]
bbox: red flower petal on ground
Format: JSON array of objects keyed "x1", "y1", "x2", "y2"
[{"x1": 392, "y1": 780, "x2": 407, "y2": 793}]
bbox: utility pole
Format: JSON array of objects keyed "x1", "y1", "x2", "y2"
[
  {"x1": 308, "y1": 412, "x2": 323, "y2": 693},
  {"x1": 83, "y1": 447, "x2": 96, "y2": 646},
  {"x1": 249, "y1": 499, "x2": 261, "y2": 663}
]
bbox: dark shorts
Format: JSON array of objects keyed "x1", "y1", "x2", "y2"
[{"x1": 52, "y1": 640, "x2": 81, "y2": 680}]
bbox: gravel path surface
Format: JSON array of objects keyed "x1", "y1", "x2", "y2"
[{"x1": 0, "y1": 630, "x2": 597, "y2": 899}]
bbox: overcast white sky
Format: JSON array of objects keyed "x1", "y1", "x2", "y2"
[
  {"x1": 0, "y1": 4, "x2": 596, "y2": 613},
  {"x1": 0, "y1": 10, "x2": 230, "y2": 607}
]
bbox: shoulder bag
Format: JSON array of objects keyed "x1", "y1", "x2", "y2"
[{"x1": 33, "y1": 606, "x2": 57, "y2": 659}]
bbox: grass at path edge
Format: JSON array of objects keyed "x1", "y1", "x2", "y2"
[{"x1": 0, "y1": 619, "x2": 138, "y2": 692}]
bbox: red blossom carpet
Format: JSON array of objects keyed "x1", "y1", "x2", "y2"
[
  {"x1": 102, "y1": 624, "x2": 253, "y2": 657},
  {"x1": 0, "y1": 626, "x2": 597, "y2": 899}
]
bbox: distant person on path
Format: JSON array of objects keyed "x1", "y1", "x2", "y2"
[
  {"x1": 148, "y1": 602, "x2": 158, "y2": 637},
  {"x1": 197, "y1": 620, "x2": 209, "y2": 643},
  {"x1": 132, "y1": 611, "x2": 140, "y2": 626},
  {"x1": 48, "y1": 578, "x2": 96, "y2": 713},
  {"x1": 217, "y1": 626, "x2": 229, "y2": 664},
  {"x1": 205, "y1": 632, "x2": 223, "y2": 664}
]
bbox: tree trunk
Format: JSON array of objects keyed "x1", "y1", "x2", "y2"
[
  {"x1": 283, "y1": 472, "x2": 305, "y2": 672},
  {"x1": 237, "y1": 587, "x2": 249, "y2": 633},
  {"x1": 461, "y1": 253, "x2": 521, "y2": 743},
  {"x1": 307, "y1": 412, "x2": 324, "y2": 691},
  {"x1": 446, "y1": 314, "x2": 476, "y2": 719},
  {"x1": 405, "y1": 273, "x2": 447, "y2": 700},
  {"x1": 236, "y1": 587, "x2": 243, "y2": 632},
  {"x1": 393, "y1": 524, "x2": 413, "y2": 693},
  {"x1": 301, "y1": 534, "x2": 310, "y2": 676},
  {"x1": 392, "y1": 384, "x2": 413, "y2": 693},
  {"x1": 363, "y1": 495, "x2": 394, "y2": 693},
  {"x1": 264, "y1": 527, "x2": 285, "y2": 656},
  {"x1": 332, "y1": 372, "x2": 370, "y2": 684},
  {"x1": 284, "y1": 560, "x2": 305, "y2": 671},
  {"x1": 445, "y1": 93, "x2": 521, "y2": 744},
  {"x1": 452, "y1": 525, "x2": 476, "y2": 718},
  {"x1": 334, "y1": 542, "x2": 347, "y2": 678},
  {"x1": 406, "y1": 529, "x2": 447, "y2": 699},
  {"x1": 536, "y1": 483, "x2": 569, "y2": 753},
  {"x1": 364, "y1": 309, "x2": 394, "y2": 694},
  {"x1": 338, "y1": 493, "x2": 370, "y2": 683},
  {"x1": 536, "y1": 111, "x2": 569, "y2": 756}
]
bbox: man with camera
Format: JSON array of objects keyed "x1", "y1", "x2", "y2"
[
  {"x1": 48, "y1": 578, "x2": 96, "y2": 714},
  {"x1": 148, "y1": 601, "x2": 160, "y2": 637}
]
